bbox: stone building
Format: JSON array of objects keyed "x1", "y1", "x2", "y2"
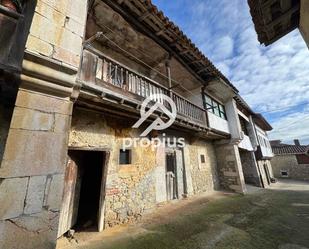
[
  {"x1": 234, "y1": 96, "x2": 274, "y2": 188},
  {"x1": 0, "y1": 0, "x2": 274, "y2": 248},
  {"x1": 248, "y1": 0, "x2": 309, "y2": 48},
  {"x1": 271, "y1": 139, "x2": 309, "y2": 180}
]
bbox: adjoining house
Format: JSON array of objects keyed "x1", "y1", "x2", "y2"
[
  {"x1": 0, "y1": 0, "x2": 275, "y2": 248},
  {"x1": 247, "y1": 0, "x2": 309, "y2": 48},
  {"x1": 235, "y1": 96, "x2": 275, "y2": 188},
  {"x1": 271, "y1": 139, "x2": 309, "y2": 181}
]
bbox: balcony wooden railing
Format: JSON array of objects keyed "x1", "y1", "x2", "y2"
[{"x1": 80, "y1": 46, "x2": 208, "y2": 128}]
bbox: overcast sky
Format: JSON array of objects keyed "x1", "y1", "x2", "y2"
[{"x1": 152, "y1": 0, "x2": 309, "y2": 145}]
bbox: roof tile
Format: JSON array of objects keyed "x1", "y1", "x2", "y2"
[{"x1": 272, "y1": 144, "x2": 309, "y2": 155}]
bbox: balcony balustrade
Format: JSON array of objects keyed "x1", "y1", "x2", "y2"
[{"x1": 79, "y1": 46, "x2": 208, "y2": 129}]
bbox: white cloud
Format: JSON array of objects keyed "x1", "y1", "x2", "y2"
[
  {"x1": 269, "y1": 110, "x2": 309, "y2": 145},
  {"x1": 198, "y1": 2, "x2": 309, "y2": 143},
  {"x1": 153, "y1": 0, "x2": 309, "y2": 144},
  {"x1": 212, "y1": 36, "x2": 234, "y2": 61}
]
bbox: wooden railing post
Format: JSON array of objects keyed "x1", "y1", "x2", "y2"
[
  {"x1": 81, "y1": 48, "x2": 210, "y2": 129},
  {"x1": 165, "y1": 59, "x2": 173, "y2": 98}
]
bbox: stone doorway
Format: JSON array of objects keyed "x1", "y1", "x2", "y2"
[{"x1": 57, "y1": 149, "x2": 109, "y2": 237}]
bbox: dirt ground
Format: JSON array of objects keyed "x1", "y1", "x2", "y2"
[{"x1": 57, "y1": 180, "x2": 309, "y2": 249}]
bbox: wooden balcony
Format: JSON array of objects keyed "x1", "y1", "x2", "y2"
[{"x1": 79, "y1": 46, "x2": 209, "y2": 132}]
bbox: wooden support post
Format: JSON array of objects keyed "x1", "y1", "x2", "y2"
[{"x1": 165, "y1": 57, "x2": 172, "y2": 98}]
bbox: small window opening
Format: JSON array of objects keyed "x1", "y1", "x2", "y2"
[
  {"x1": 281, "y1": 170, "x2": 288, "y2": 177},
  {"x1": 200, "y1": 154, "x2": 206, "y2": 164},
  {"x1": 119, "y1": 149, "x2": 131, "y2": 164}
]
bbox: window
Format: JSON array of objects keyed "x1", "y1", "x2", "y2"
[
  {"x1": 200, "y1": 154, "x2": 206, "y2": 163},
  {"x1": 204, "y1": 94, "x2": 227, "y2": 120},
  {"x1": 239, "y1": 116, "x2": 249, "y2": 136},
  {"x1": 119, "y1": 149, "x2": 131, "y2": 164},
  {"x1": 258, "y1": 135, "x2": 267, "y2": 147},
  {"x1": 264, "y1": 138, "x2": 268, "y2": 148},
  {"x1": 280, "y1": 170, "x2": 288, "y2": 177}
]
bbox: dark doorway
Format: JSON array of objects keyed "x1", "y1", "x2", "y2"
[
  {"x1": 58, "y1": 150, "x2": 107, "y2": 237},
  {"x1": 74, "y1": 151, "x2": 105, "y2": 230}
]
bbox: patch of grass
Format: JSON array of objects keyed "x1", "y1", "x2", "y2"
[{"x1": 88, "y1": 190, "x2": 309, "y2": 249}]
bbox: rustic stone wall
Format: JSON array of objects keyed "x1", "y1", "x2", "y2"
[
  {"x1": 214, "y1": 144, "x2": 246, "y2": 193},
  {"x1": 26, "y1": 0, "x2": 87, "y2": 69},
  {"x1": 188, "y1": 140, "x2": 219, "y2": 194},
  {"x1": 271, "y1": 155, "x2": 309, "y2": 181},
  {"x1": 239, "y1": 150, "x2": 261, "y2": 187},
  {"x1": 0, "y1": 89, "x2": 73, "y2": 249},
  {"x1": 0, "y1": 1, "x2": 88, "y2": 247},
  {"x1": 69, "y1": 108, "x2": 158, "y2": 228},
  {"x1": 69, "y1": 108, "x2": 221, "y2": 228}
]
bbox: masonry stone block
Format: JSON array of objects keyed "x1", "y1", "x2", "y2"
[
  {"x1": 54, "y1": 113, "x2": 71, "y2": 133},
  {"x1": 45, "y1": 174, "x2": 65, "y2": 211},
  {"x1": 35, "y1": 1, "x2": 66, "y2": 27},
  {"x1": 24, "y1": 176, "x2": 47, "y2": 215},
  {"x1": 59, "y1": 29, "x2": 83, "y2": 55},
  {"x1": 30, "y1": 13, "x2": 62, "y2": 47},
  {"x1": 215, "y1": 144, "x2": 246, "y2": 193},
  {"x1": 0, "y1": 129, "x2": 67, "y2": 177},
  {"x1": 15, "y1": 90, "x2": 73, "y2": 115},
  {"x1": 66, "y1": 0, "x2": 88, "y2": 25},
  {"x1": 0, "y1": 177, "x2": 28, "y2": 220},
  {"x1": 0, "y1": 210, "x2": 59, "y2": 249},
  {"x1": 26, "y1": 35, "x2": 54, "y2": 57},
  {"x1": 65, "y1": 17, "x2": 85, "y2": 36},
  {"x1": 41, "y1": 0, "x2": 70, "y2": 14},
  {"x1": 53, "y1": 46, "x2": 80, "y2": 68},
  {"x1": 187, "y1": 140, "x2": 219, "y2": 194},
  {"x1": 183, "y1": 145, "x2": 194, "y2": 195},
  {"x1": 10, "y1": 107, "x2": 54, "y2": 131}
]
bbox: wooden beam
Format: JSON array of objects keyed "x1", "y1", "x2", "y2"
[
  {"x1": 188, "y1": 59, "x2": 203, "y2": 64},
  {"x1": 265, "y1": 23, "x2": 298, "y2": 45},
  {"x1": 138, "y1": 11, "x2": 151, "y2": 21},
  {"x1": 197, "y1": 67, "x2": 209, "y2": 74},
  {"x1": 265, "y1": 4, "x2": 300, "y2": 27},
  {"x1": 261, "y1": 0, "x2": 279, "y2": 9},
  {"x1": 170, "y1": 39, "x2": 179, "y2": 47},
  {"x1": 149, "y1": 53, "x2": 169, "y2": 68},
  {"x1": 103, "y1": 0, "x2": 210, "y2": 85},
  {"x1": 156, "y1": 28, "x2": 167, "y2": 36},
  {"x1": 179, "y1": 49, "x2": 190, "y2": 55}
]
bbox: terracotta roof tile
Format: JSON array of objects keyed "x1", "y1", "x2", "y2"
[
  {"x1": 112, "y1": 0, "x2": 239, "y2": 92},
  {"x1": 272, "y1": 144, "x2": 309, "y2": 155}
]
